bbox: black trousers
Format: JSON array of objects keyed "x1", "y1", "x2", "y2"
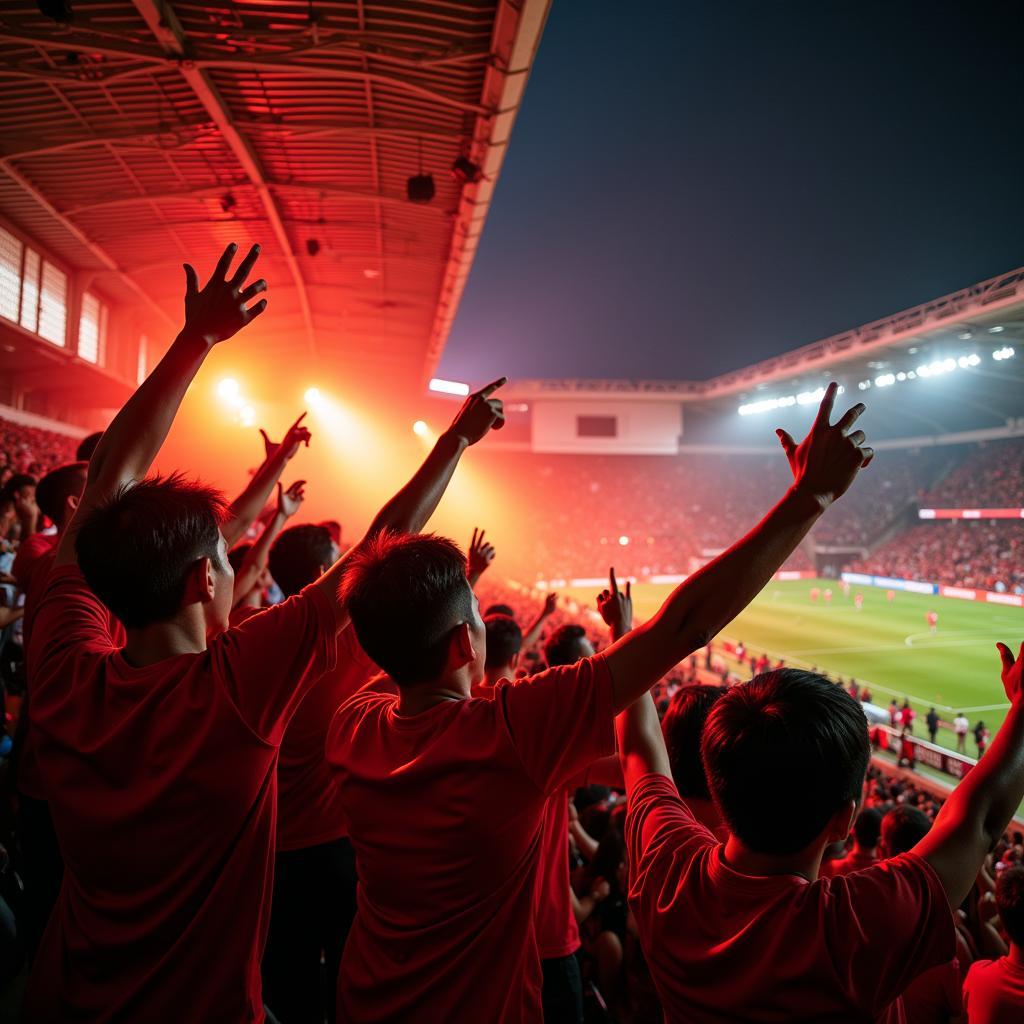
[
  {"x1": 542, "y1": 952, "x2": 583, "y2": 1024},
  {"x1": 17, "y1": 793, "x2": 63, "y2": 961},
  {"x1": 262, "y1": 837, "x2": 358, "y2": 1024}
]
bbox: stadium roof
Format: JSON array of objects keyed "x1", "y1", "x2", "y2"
[
  {"x1": 0, "y1": 0, "x2": 549, "y2": 388},
  {"x1": 501, "y1": 264, "x2": 1024, "y2": 438}
]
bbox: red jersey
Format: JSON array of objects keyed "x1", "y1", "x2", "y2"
[
  {"x1": 472, "y1": 676, "x2": 581, "y2": 961},
  {"x1": 15, "y1": 537, "x2": 125, "y2": 800},
  {"x1": 328, "y1": 655, "x2": 615, "y2": 1022},
  {"x1": 901, "y1": 959, "x2": 962, "y2": 1023},
  {"x1": 821, "y1": 847, "x2": 879, "y2": 877},
  {"x1": 626, "y1": 773, "x2": 955, "y2": 1022},
  {"x1": 277, "y1": 626, "x2": 375, "y2": 851},
  {"x1": 24, "y1": 566, "x2": 339, "y2": 1023},
  {"x1": 963, "y1": 956, "x2": 1024, "y2": 1023}
]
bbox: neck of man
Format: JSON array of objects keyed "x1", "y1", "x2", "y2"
[
  {"x1": 722, "y1": 833, "x2": 825, "y2": 882},
  {"x1": 397, "y1": 670, "x2": 473, "y2": 716},
  {"x1": 854, "y1": 842, "x2": 877, "y2": 858},
  {"x1": 485, "y1": 664, "x2": 514, "y2": 686},
  {"x1": 121, "y1": 608, "x2": 209, "y2": 667}
]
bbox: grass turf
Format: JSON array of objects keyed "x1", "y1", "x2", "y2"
[{"x1": 563, "y1": 577, "x2": 1023, "y2": 754}]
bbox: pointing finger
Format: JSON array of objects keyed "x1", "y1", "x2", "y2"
[
  {"x1": 813, "y1": 381, "x2": 838, "y2": 430},
  {"x1": 477, "y1": 376, "x2": 508, "y2": 399},
  {"x1": 213, "y1": 242, "x2": 238, "y2": 282},
  {"x1": 610, "y1": 567, "x2": 618, "y2": 595},
  {"x1": 183, "y1": 263, "x2": 199, "y2": 299},
  {"x1": 997, "y1": 642, "x2": 1014, "y2": 673}
]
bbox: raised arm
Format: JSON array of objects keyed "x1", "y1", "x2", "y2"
[
  {"x1": 521, "y1": 591, "x2": 559, "y2": 651},
  {"x1": 603, "y1": 382, "x2": 872, "y2": 713},
  {"x1": 914, "y1": 642, "x2": 1024, "y2": 908},
  {"x1": 232, "y1": 480, "x2": 305, "y2": 606},
  {"x1": 57, "y1": 243, "x2": 267, "y2": 566},
  {"x1": 310, "y1": 378, "x2": 506, "y2": 606},
  {"x1": 222, "y1": 414, "x2": 311, "y2": 547},
  {"x1": 466, "y1": 527, "x2": 496, "y2": 587}
]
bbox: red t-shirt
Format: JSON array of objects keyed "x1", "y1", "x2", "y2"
[
  {"x1": 15, "y1": 538, "x2": 127, "y2": 801},
  {"x1": 23, "y1": 566, "x2": 339, "y2": 1023},
  {"x1": 626, "y1": 773, "x2": 955, "y2": 1023},
  {"x1": 963, "y1": 957, "x2": 1024, "y2": 1023},
  {"x1": 822, "y1": 847, "x2": 880, "y2": 878},
  {"x1": 277, "y1": 627, "x2": 375, "y2": 851},
  {"x1": 472, "y1": 677, "x2": 581, "y2": 961},
  {"x1": 327, "y1": 654, "x2": 615, "y2": 1022}
]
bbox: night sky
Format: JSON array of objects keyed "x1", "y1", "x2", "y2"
[{"x1": 437, "y1": 1, "x2": 1024, "y2": 385}]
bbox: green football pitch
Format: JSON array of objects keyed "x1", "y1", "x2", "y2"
[{"x1": 562, "y1": 577, "x2": 1023, "y2": 753}]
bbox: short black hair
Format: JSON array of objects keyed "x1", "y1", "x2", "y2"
[
  {"x1": 852, "y1": 808, "x2": 883, "y2": 849},
  {"x1": 485, "y1": 603, "x2": 515, "y2": 618},
  {"x1": 1, "y1": 473, "x2": 35, "y2": 501},
  {"x1": 881, "y1": 805, "x2": 931, "y2": 856},
  {"x1": 35, "y1": 461, "x2": 87, "y2": 525},
  {"x1": 544, "y1": 624, "x2": 589, "y2": 668},
  {"x1": 227, "y1": 543, "x2": 252, "y2": 574},
  {"x1": 702, "y1": 670, "x2": 870, "y2": 855},
  {"x1": 76, "y1": 474, "x2": 229, "y2": 629},
  {"x1": 661, "y1": 685, "x2": 728, "y2": 799},
  {"x1": 76, "y1": 431, "x2": 103, "y2": 462},
  {"x1": 997, "y1": 865, "x2": 1024, "y2": 947},
  {"x1": 485, "y1": 614, "x2": 522, "y2": 670},
  {"x1": 269, "y1": 523, "x2": 334, "y2": 597},
  {"x1": 343, "y1": 532, "x2": 472, "y2": 687}
]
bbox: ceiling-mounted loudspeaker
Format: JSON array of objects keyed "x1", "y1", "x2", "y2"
[
  {"x1": 451, "y1": 156, "x2": 482, "y2": 184},
  {"x1": 306, "y1": 239, "x2": 321, "y2": 257},
  {"x1": 38, "y1": 0, "x2": 73, "y2": 21},
  {"x1": 407, "y1": 174, "x2": 435, "y2": 204}
]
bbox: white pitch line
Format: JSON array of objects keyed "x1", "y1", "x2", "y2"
[{"x1": 957, "y1": 702, "x2": 1012, "y2": 713}]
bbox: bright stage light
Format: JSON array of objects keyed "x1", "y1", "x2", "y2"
[
  {"x1": 993, "y1": 346, "x2": 1015, "y2": 361},
  {"x1": 428, "y1": 378, "x2": 470, "y2": 397},
  {"x1": 217, "y1": 378, "x2": 241, "y2": 401},
  {"x1": 305, "y1": 387, "x2": 322, "y2": 405},
  {"x1": 618, "y1": 535, "x2": 630, "y2": 546},
  {"x1": 412, "y1": 420, "x2": 429, "y2": 436}
]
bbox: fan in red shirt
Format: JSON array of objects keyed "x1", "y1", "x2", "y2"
[
  {"x1": 260, "y1": 522, "x2": 378, "y2": 1024},
  {"x1": 964, "y1": 865, "x2": 1024, "y2": 1023},
  {"x1": 821, "y1": 808, "x2": 882, "y2": 877},
  {"x1": 23, "y1": 243, "x2": 505, "y2": 1023},
  {"x1": 325, "y1": 381, "x2": 874, "y2": 1022},
  {"x1": 618, "y1": 630, "x2": 1024, "y2": 1019}
]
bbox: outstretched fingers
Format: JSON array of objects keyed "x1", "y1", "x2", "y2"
[
  {"x1": 477, "y1": 376, "x2": 508, "y2": 399},
  {"x1": 812, "y1": 381, "x2": 839, "y2": 430},
  {"x1": 230, "y1": 244, "x2": 262, "y2": 287},
  {"x1": 213, "y1": 243, "x2": 238, "y2": 282},
  {"x1": 835, "y1": 402, "x2": 866, "y2": 435}
]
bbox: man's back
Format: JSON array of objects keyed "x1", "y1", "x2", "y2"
[
  {"x1": 626, "y1": 774, "x2": 955, "y2": 1022},
  {"x1": 327, "y1": 656, "x2": 614, "y2": 1022},
  {"x1": 25, "y1": 567, "x2": 337, "y2": 1022},
  {"x1": 964, "y1": 956, "x2": 1024, "y2": 1023}
]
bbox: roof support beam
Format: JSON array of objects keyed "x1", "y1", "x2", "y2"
[{"x1": 129, "y1": 0, "x2": 316, "y2": 359}]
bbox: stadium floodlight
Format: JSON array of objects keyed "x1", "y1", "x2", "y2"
[
  {"x1": 412, "y1": 420, "x2": 429, "y2": 436},
  {"x1": 896, "y1": 372, "x2": 907, "y2": 381},
  {"x1": 239, "y1": 404, "x2": 256, "y2": 427},
  {"x1": 428, "y1": 377, "x2": 470, "y2": 397},
  {"x1": 989, "y1": 325, "x2": 1005, "y2": 333},
  {"x1": 618, "y1": 535, "x2": 630, "y2": 546},
  {"x1": 874, "y1": 373, "x2": 896, "y2": 388},
  {"x1": 993, "y1": 346, "x2": 1015, "y2": 361},
  {"x1": 304, "y1": 387, "x2": 322, "y2": 405},
  {"x1": 217, "y1": 378, "x2": 241, "y2": 401}
]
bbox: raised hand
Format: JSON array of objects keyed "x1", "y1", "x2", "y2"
[
  {"x1": 277, "y1": 479, "x2": 306, "y2": 518},
  {"x1": 467, "y1": 527, "x2": 496, "y2": 583},
  {"x1": 775, "y1": 382, "x2": 873, "y2": 509},
  {"x1": 182, "y1": 242, "x2": 267, "y2": 346},
  {"x1": 260, "y1": 412, "x2": 311, "y2": 462},
  {"x1": 597, "y1": 568, "x2": 633, "y2": 640},
  {"x1": 447, "y1": 377, "x2": 507, "y2": 446},
  {"x1": 542, "y1": 592, "x2": 558, "y2": 617},
  {"x1": 997, "y1": 641, "x2": 1024, "y2": 704}
]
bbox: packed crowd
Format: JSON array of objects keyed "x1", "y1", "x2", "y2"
[
  {"x1": 0, "y1": 244, "x2": 1021, "y2": 1024},
  {"x1": 923, "y1": 437, "x2": 1024, "y2": 509},
  {"x1": 852, "y1": 521, "x2": 1024, "y2": 594}
]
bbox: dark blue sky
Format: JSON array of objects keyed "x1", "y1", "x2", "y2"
[{"x1": 437, "y1": 1, "x2": 1024, "y2": 384}]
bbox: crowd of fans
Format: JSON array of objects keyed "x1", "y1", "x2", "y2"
[
  {"x1": 0, "y1": 245, "x2": 1020, "y2": 1024},
  {"x1": 923, "y1": 437, "x2": 1024, "y2": 509},
  {"x1": 853, "y1": 521, "x2": 1024, "y2": 594}
]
